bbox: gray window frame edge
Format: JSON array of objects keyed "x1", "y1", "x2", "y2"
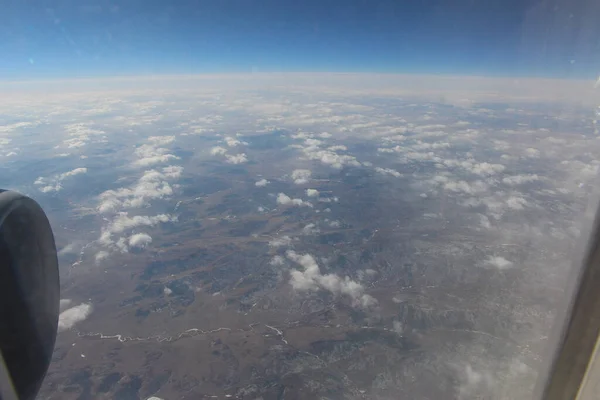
[{"x1": 536, "y1": 197, "x2": 600, "y2": 400}]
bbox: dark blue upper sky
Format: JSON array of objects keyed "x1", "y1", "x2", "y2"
[{"x1": 2, "y1": 0, "x2": 599, "y2": 80}]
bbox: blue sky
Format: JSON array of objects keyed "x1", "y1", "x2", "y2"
[{"x1": 1, "y1": 0, "x2": 599, "y2": 80}]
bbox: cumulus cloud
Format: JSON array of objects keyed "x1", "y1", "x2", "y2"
[
  {"x1": 442, "y1": 159, "x2": 504, "y2": 176},
  {"x1": 225, "y1": 153, "x2": 248, "y2": 164},
  {"x1": 58, "y1": 303, "x2": 93, "y2": 332},
  {"x1": 58, "y1": 167, "x2": 87, "y2": 179},
  {"x1": 276, "y1": 193, "x2": 312, "y2": 207},
  {"x1": 210, "y1": 146, "x2": 227, "y2": 155},
  {"x1": 306, "y1": 188, "x2": 319, "y2": 197},
  {"x1": 224, "y1": 136, "x2": 242, "y2": 147},
  {"x1": 148, "y1": 135, "x2": 175, "y2": 146},
  {"x1": 485, "y1": 256, "x2": 514, "y2": 270},
  {"x1": 94, "y1": 250, "x2": 110, "y2": 264},
  {"x1": 62, "y1": 123, "x2": 104, "y2": 149},
  {"x1": 98, "y1": 213, "x2": 176, "y2": 254},
  {"x1": 502, "y1": 174, "x2": 540, "y2": 186},
  {"x1": 98, "y1": 166, "x2": 183, "y2": 213},
  {"x1": 291, "y1": 169, "x2": 312, "y2": 185},
  {"x1": 133, "y1": 137, "x2": 179, "y2": 167},
  {"x1": 106, "y1": 213, "x2": 176, "y2": 235},
  {"x1": 34, "y1": 167, "x2": 88, "y2": 193},
  {"x1": 128, "y1": 233, "x2": 152, "y2": 248},
  {"x1": 270, "y1": 255, "x2": 285, "y2": 266},
  {"x1": 392, "y1": 320, "x2": 404, "y2": 335},
  {"x1": 286, "y1": 250, "x2": 377, "y2": 309},
  {"x1": 506, "y1": 196, "x2": 528, "y2": 210},
  {"x1": 255, "y1": 178, "x2": 270, "y2": 187},
  {"x1": 269, "y1": 236, "x2": 292, "y2": 247},
  {"x1": 293, "y1": 135, "x2": 361, "y2": 169},
  {"x1": 374, "y1": 167, "x2": 402, "y2": 178},
  {"x1": 302, "y1": 223, "x2": 320, "y2": 235}
]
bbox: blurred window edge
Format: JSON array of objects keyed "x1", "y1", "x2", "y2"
[{"x1": 538, "y1": 196, "x2": 600, "y2": 400}]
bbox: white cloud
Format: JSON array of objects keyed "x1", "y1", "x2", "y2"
[
  {"x1": 62, "y1": 123, "x2": 104, "y2": 149},
  {"x1": 58, "y1": 167, "x2": 87, "y2": 180},
  {"x1": 59, "y1": 299, "x2": 72, "y2": 312},
  {"x1": 210, "y1": 146, "x2": 227, "y2": 155},
  {"x1": 148, "y1": 135, "x2": 176, "y2": 145},
  {"x1": 98, "y1": 166, "x2": 182, "y2": 213},
  {"x1": 164, "y1": 287, "x2": 172, "y2": 295},
  {"x1": 129, "y1": 233, "x2": 152, "y2": 248},
  {"x1": 459, "y1": 364, "x2": 495, "y2": 398},
  {"x1": 269, "y1": 236, "x2": 292, "y2": 247},
  {"x1": 502, "y1": 174, "x2": 540, "y2": 186},
  {"x1": 134, "y1": 154, "x2": 179, "y2": 167},
  {"x1": 294, "y1": 136, "x2": 361, "y2": 169},
  {"x1": 319, "y1": 132, "x2": 332, "y2": 138},
  {"x1": 224, "y1": 136, "x2": 241, "y2": 147},
  {"x1": 392, "y1": 320, "x2": 404, "y2": 335},
  {"x1": 133, "y1": 138, "x2": 179, "y2": 167},
  {"x1": 485, "y1": 256, "x2": 514, "y2": 270},
  {"x1": 374, "y1": 167, "x2": 402, "y2": 178},
  {"x1": 94, "y1": 250, "x2": 110, "y2": 264},
  {"x1": 328, "y1": 145, "x2": 347, "y2": 151},
  {"x1": 255, "y1": 178, "x2": 270, "y2": 187},
  {"x1": 58, "y1": 303, "x2": 93, "y2": 332},
  {"x1": 276, "y1": 193, "x2": 312, "y2": 207},
  {"x1": 40, "y1": 183, "x2": 62, "y2": 193},
  {"x1": 306, "y1": 188, "x2": 319, "y2": 197},
  {"x1": 270, "y1": 255, "x2": 285, "y2": 266},
  {"x1": 286, "y1": 250, "x2": 377, "y2": 309},
  {"x1": 506, "y1": 196, "x2": 528, "y2": 210},
  {"x1": 225, "y1": 153, "x2": 248, "y2": 164},
  {"x1": 98, "y1": 213, "x2": 176, "y2": 253},
  {"x1": 525, "y1": 148, "x2": 540, "y2": 158},
  {"x1": 291, "y1": 169, "x2": 312, "y2": 185},
  {"x1": 34, "y1": 167, "x2": 88, "y2": 193},
  {"x1": 302, "y1": 223, "x2": 320, "y2": 235},
  {"x1": 478, "y1": 214, "x2": 492, "y2": 229},
  {"x1": 107, "y1": 213, "x2": 176, "y2": 235}
]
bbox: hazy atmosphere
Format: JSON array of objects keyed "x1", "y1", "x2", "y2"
[{"x1": 2, "y1": 0, "x2": 600, "y2": 399}]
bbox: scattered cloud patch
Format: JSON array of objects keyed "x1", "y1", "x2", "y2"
[
  {"x1": 291, "y1": 169, "x2": 312, "y2": 185},
  {"x1": 255, "y1": 178, "x2": 270, "y2": 187},
  {"x1": 269, "y1": 236, "x2": 292, "y2": 248},
  {"x1": 133, "y1": 137, "x2": 179, "y2": 167},
  {"x1": 502, "y1": 174, "x2": 540, "y2": 186},
  {"x1": 374, "y1": 167, "x2": 402, "y2": 178},
  {"x1": 58, "y1": 303, "x2": 93, "y2": 332},
  {"x1": 34, "y1": 167, "x2": 88, "y2": 193},
  {"x1": 276, "y1": 193, "x2": 312, "y2": 207},
  {"x1": 286, "y1": 250, "x2": 377, "y2": 309},
  {"x1": 225, "y1": 153, "x2": 248, "y2": 164},
  {"x1": 210, "y1": 146, "x2": 227, "y2": 155},
  {"x1": 128, "y1": 233, "x2": 152, "y2": 248},
  {"x1": 98, "y1": 166, "x2": 183, "y2": 213},
  {"x1": 485, "y1": 256, "x2": 514, "y2": 270},
  {"x1": 306, "y1": 188, "x2": 319, "y2": 197},
  {"x1": 302, "y1": 223, "x2": 320, "y2": 235}
]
